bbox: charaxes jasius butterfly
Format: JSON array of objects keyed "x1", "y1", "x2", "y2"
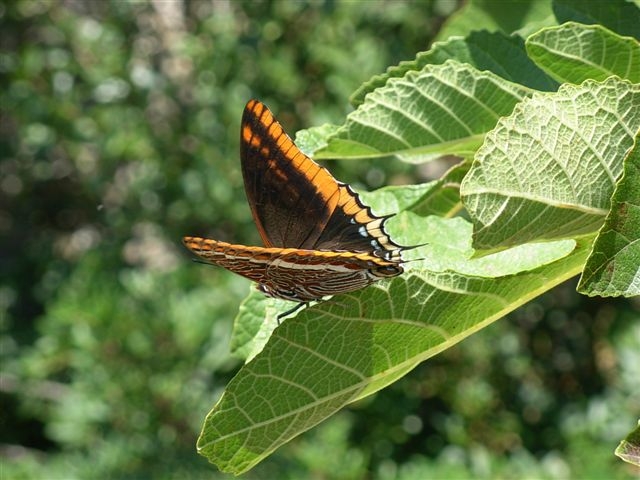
[{"x1": 183, "y1": 99, "x2": 406, "y2": 305}]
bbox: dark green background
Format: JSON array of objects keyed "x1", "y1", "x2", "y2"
[{"x1": 2, "y1": 1, "x2": 638, "y2": 478}]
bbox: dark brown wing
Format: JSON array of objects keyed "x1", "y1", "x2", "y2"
[{"x1": 240, "y1": 100, "x2": 402, "y2": 260}]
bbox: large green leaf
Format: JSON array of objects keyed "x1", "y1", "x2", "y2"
[
  {"x1": 350, "y1": 31, "x2": 557, "y2": 107},
  {"x1": 527, "y1": 22, "x2": 640, "y2": 84},
  {"x1": 197, "y1": 211, "x2": 590, "y2": 474},
  {"x1": 435, "y1": 0, "x2": 555, "y2": 41},
  {"x1": 461, "y1": 77, "x2": 640, "y2": 252},
  {"x1": 317, "y1": 61, "x2": 531, "y2": 163},
  {"x1": 578, "y1": 131, "x2": 640, "y2": 297},
  {"x1": 553, "y1": 0, "x2": 640, "y2": 39}
]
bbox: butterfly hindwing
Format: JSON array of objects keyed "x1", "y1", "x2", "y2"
[
  {"x1": 182, "y1": 236, "x2": 402, "y2": 302},
  {"x1": 183, "y1": 237, "x2": 271, "y2": 284},
  {"x1": 311, "y1": 183, "x2": 403, "y2": 261}
]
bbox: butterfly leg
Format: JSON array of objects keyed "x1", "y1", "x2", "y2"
[{"x1": 277, "y1": 302, "x2": 308, "y2": 323}]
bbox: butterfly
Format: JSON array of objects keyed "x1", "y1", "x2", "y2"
[{"x1": 183, "y1": 99, "x2": 406, "y2": 304}]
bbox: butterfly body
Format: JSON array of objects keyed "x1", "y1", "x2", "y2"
[{"x1": 183, "y1": 99, "x2": 405, "y2": 303}]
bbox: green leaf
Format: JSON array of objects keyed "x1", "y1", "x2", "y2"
[
  {"x1": 553, "y1": 0, "x2": 640, "y2": 39},
  {"x1": 615, "y1": 420, "x2": 640, "y2": 467},
  {"x1": 404, "y1": 162, "x2": 469, "y2": 217},
  {"x1": 526, "y1": 22, "x2": 640, "y2": 84},
  {"x1": 435, "y1": 0, "x2": 556, "y2": 41},
  {"x1": 196, "y1": 213, "x2": 592, "y2": 474},
  {"x1": 229, "y1": 290, "x2": 266, "y2": 360},
  {"x1": 359, "y1": 182, "x2": 449, "y2": 216},
  {"x1": 358, "y1": 163, "x2": 469, "y2": 219},
  {"x1": 350, "y1": 31, "x2": 557, "y2": 107},
  {"x1": 294, "y1": 123, "x2": 341, "y2": 157},
  {"x1": 578, "y1": 131, "x2": 640, "y2": 297},
  {"x1": 317, "y1": 61, "x2": 531, "y2": 163},
  {"x1": 461, "y1": 77, "x2": 640, "y2": 252},
  {"x1": 230, "y1": 289, "x2": 298, "y2": 362}
]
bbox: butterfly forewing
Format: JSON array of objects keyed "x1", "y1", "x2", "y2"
[
  {"x1": 241, "y1": 100, "x2": 402, "y2": 260},
  {"x1": 241, "y1": 100, "x2": 338, "y2": 249}
]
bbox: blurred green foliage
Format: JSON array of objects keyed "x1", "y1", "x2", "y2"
[{"x1": 1, "y1": 0, "x2": 638, "y2": 478}]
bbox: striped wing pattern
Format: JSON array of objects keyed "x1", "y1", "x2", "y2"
[
  {"x1": 183, "y1": 237, "x2": 402, "y2": 302},
  {"x1": 183, "y1": 100, "x2": 405, "y2": 303}
]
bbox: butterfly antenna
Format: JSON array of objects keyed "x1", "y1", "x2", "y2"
[
  {"x1": 399, "y1": 242, "x2": 428, "y2": 265},
  {"x1": 404, "y1": 256, "x2": 427, "y2": 265},
  {"x1": 402, "y1": 242, "x2": 428, "y2": 252}
]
